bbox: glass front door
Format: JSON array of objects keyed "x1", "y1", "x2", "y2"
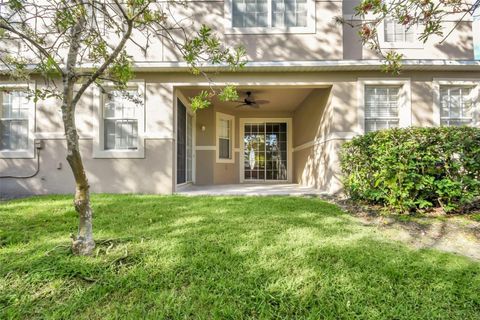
[{"x1": 243, "y1": 122, "x2": 287, "y2": 181}]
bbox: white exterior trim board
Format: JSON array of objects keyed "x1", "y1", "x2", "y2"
[{"x1": 293, "y1": 132, "x2": 358, "y2": 152}]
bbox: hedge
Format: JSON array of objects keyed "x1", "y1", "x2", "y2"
[{"x1": 340, "y1": 126, "x2": 480, "y2": 213}]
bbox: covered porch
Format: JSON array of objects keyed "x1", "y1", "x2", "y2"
[{"x1": 174, "y1": 83, "x2": 348, "y2": 195}]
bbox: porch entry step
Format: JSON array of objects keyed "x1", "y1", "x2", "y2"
[{"x1": 176, "y1": 184, "x2": 326, "y2": 196}]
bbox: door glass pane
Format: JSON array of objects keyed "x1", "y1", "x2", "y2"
[
  {"x1": 177, "y1": 99, "x2": 186, "y2": 184},
  {"x1": 186, "y1": 113, "x2": 193, "y2": 182},
  {"x1": 244, "y1": 123, "x2": 265, "y2": 180},
  {"x1": 244, "y1": 122, "x2": 287, "y2": 181}
]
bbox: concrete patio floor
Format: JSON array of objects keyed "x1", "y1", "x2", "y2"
[{"x1": 176, "y1": 184, "x2": 327, "y2": 196}]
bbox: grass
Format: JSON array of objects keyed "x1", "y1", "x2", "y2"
[{"x1": 0, "y1": 195, "x2": 479, "y2": 319}]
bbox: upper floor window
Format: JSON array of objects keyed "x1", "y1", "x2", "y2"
[
  {"x1": 225, "y1": 0, "x2": 315, "y2": 34},
  {"x1": 216, "y1": 112, "x2": 235, "y2": 163},
  {"x1": 384, "y1": 19, "x2": 415, "y2": 43},
  {"x1": 379, "y1": 18, "x2": 422, "y2": 49},
  {"x1": 364, "y1": 86, "x2": 400, "y2": 133},
  {"x1": 440, "y1": 86, "x2": 474, "y2": 126},
  {"x1": 0, "y1": 84, "x2": 35, "y2": 159}
]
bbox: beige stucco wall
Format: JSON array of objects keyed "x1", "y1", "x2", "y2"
[
  {"x1": 0, "y1": 139, "x2": 173, "y2": 195},
  {"x1": 343, "y1": 21, "x2": 474, "y2": 60},
  {"x1": 2, "y1": 70, "x2": 480, "y2": 196},
  {"x1": 342, "y1": 1, "x2": 475, "y2": 60},
  {"x1": 125, "y1": 0, "x2": 475, "y2": 62},
  {"x1": 125, "y1": 0, "x2": 344, "y2": 62}
]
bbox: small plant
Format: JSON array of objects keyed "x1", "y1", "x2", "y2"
[{"x1": 340, "y1": 127, "x2": 480, "y2": 213}]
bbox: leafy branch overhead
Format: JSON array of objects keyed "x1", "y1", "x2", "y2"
[
  {"x1": 0, "y1": 0, "x2": 246, "y2": 99},
  {"x1": 340, "y1": 0, "x2": 480, "y2": 74},
  {"x1": 0, "y1": 0, "x2": 246, "y2": 256}
]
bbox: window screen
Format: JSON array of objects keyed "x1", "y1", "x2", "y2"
[
  {"x1": 232, "y1": 0, "x2": 268, "y2": 27},
  {"x1": 272, "y1": 0, "x2": 308, "y2": 27},
  {"x1": 232, "y1": 0, "x2": 308, "y2": 28},
  {"x1": 103, "y1": 90, "x2": 140, "y2": 150},
  {"x1": 219, "y1": 118, "x2": 231, "y2": 159},
  {"x1": 384, "y1": 19, "x2": 415, "y2": 42},
  {"x1": 440, "y1": 86, "x2": 474, "y2": 126},
  {"x1": 365, "y1": 86, "x2": 400, "y2": 133},
  {"x1": 0, "y1": 91, "x2": 29, "y2": 151}
]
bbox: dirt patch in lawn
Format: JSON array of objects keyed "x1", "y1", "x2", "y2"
[{"x1": 324, "y1": 197, "x2": 480, "y2": 261}]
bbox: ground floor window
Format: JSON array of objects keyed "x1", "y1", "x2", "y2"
[
  {"x1": 216, "y1": 112, "x2": 234, "y2": 163},
  {"x1": 440, "y1": 86, "x2": 474, "y2": 126},
  {"x1": 364, "y1": 86, "x2": 400, "y2": 133},
  {"x1": 103, "y1": 90, "x2": 140, "y2": 150},
  {"x1": 0, "y1": 90, "x2": 30, "y2": 151}
]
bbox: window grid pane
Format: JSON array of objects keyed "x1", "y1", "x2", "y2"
[
  {"x1": 103, "y1": 90, "x2": 140, "y2": 150},
  {"x1": 232, "y1": 0, "x2": 268, "y2": 27},
  {"x1": 0, "y1": 91, "x2": 30, "y2": 151},
  {"x1": 272, "y1": 0, "x2": 308, "y2": 27},
  {"x1": 365, "y1": 86, "x2": 400, "y2": 133},
  {"x1": 233, "y1": 0, "x2": 309, "y2": 28},
  {"x1": 440, "y1": 86, "x2": 474, "y2": 127},
  {"x1": 244, "y1": 122, "x2": 287, "y2": 181},
  {"x1": 384, "y1": 19, "x2": 415, "y2": 42},
  {"x1": 219, "y1": 118, "x2": 231, "y2": 159}
]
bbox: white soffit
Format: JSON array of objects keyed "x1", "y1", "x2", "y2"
[
  {"x1": 2, "y1": 60, "x2": 480, "y2": 73},
  {"x1": 130, "y1": 60, "x2": 480, "y2": 72}
]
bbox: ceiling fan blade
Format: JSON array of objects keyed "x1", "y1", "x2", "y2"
[
  {"x1": 249, "y1": 104, "x2": 260, "y2": 109},
  {"x1": 253, "y1": 100, "x2": 269, "y2": 105},
  {"x1": 235, "y1": 104, "x2": 248, "y2": 108}
]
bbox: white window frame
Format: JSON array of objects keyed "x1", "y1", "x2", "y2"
[
  {"x1": 433, "y1": 79, "x2": 480, "y2": 127},
  {"x1": 93, "y1": 81, "x2": 145, "y2": 158},
  {"x1": 175, "y1": 92, "x2": 197, "y2": 187},
  {"x1": 0, "y1": 82, "x2": 35, "y2": 159},
  {"x1": 357, "y1": 78, "x2": 412, "y2": 134},
  {"x1": 216, "y1": 112, "x2": 235, "y2": 163},
  {"x1": 378, "y1": 18, "x2": 423, "y2": 49},
  {"x1": 239, "y1": 117, "x2": 293, "y2": 183},
  {"x1": 224, "y1": 0, "x2": 316, "y2": 34}
]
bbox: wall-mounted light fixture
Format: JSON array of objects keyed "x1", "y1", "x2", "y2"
[{"x1": 201, "y1": 125, "x2": 206, "y2": 132}]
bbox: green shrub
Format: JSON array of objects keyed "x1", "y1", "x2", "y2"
[{"x1": 340, "y1": 127, "x2": 480, "y2": 213}]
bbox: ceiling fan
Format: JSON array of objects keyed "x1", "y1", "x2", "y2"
[{"x1": 234, "y1": 91, "x2": 269, "y2": 109}]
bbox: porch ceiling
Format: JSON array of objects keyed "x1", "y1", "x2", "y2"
[{"x1": 179, "y1": 87, "x2": 320, "y2": 112}]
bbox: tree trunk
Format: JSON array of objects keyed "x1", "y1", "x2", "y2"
[
  {"x1": 62, "y1": 13, "x2": 94, "y2": 256},
  {"x1": 62, "y1": 93, "x2": 95, "y2": 256}
]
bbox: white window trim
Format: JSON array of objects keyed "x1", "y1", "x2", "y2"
[
  {"x1": 0, "y1": 82, "x2": 36, "y2": 159},
  {"x1": 378, "y1": 18, "x2": 423, "y2": 49},
  {"x1": 433, "y1": 79, "x2": 480, "y2": 127},
  {"x1": 224, "y1": 0, "x2": 316, "y2": 34},
  {"x1": 216, "y1": 112, "x2": 235, "y2": 164},
  {"x1": 239, "y1": 117, "x2": 293, "y2": 183},
  {"x1": 357, "y1": 78, "x2": 412, "y2": 134},
  {"x1": 92, "y1": 81, "x2": 145, "y2": 159}
]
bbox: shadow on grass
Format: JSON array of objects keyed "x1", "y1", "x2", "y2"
[{"x1": 1, "y1": 195, "x2": 479, "y2": 319}]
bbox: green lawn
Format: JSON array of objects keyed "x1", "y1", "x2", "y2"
[{"x1": 1, "y1": 195, "x2": 479, "y2": 319}]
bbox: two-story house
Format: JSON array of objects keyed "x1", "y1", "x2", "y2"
[{"x1": 1, "y1": 0, "x2": 480, "y2": 196}]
